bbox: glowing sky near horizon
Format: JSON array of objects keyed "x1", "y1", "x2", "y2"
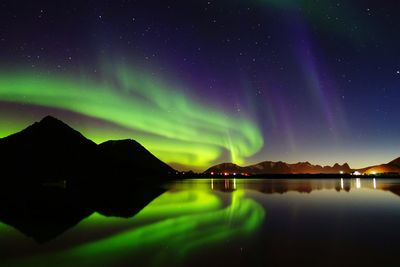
[{"x1": 0, "y1": 0, "x2": 400, "y2": 169}]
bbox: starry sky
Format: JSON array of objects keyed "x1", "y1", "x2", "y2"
[{"x1": 0, "y1": 0, "x2": 399, "y2": 171}]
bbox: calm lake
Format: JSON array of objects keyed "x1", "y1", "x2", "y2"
[{"x1": 1, "y1": 178, "x2": 400, "y2": 267}]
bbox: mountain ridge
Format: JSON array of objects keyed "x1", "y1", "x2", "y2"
[
  {"x1": 206, "y1": 160, "x2": 352, "y2": 175},
  {"x1": 0, "y1": 116, "x2": 175, "y2": 181},
  {"x1": 0, "y1": 115, "x2": 98, "y2": 178},
  {"x1": 206, "y1": 158, "x2": 400, "y2": 175},
  {"x1": 98, "y1": 139, "x2": 175, "y2": 176}
]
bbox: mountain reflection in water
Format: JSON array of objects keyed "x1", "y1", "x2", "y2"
[{"x1": 1, "y1": 178, "x2": 400, "y2": 267}]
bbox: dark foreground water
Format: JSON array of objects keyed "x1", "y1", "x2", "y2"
[{"x1": 1, "y1": 178, "x2": 400, "y2": 267}]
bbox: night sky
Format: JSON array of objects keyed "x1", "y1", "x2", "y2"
[{"x1": 0, "y1": 0, "x2": 399, "y2": 171}]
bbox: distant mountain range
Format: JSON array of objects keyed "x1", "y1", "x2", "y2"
[
  {"x1": 206, "y1": 158, "x2": 400, "y2": 175},
  {"x1": 206, "y1": 161, "x2": 352, "y2": 175},
  {"x1": 0, "y1": 116, "x2": 175, "y2": 182}
]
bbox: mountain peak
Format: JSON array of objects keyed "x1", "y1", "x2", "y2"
[
  {"x1": 40, "y1": 115, "x2": 61, "y2": 123},
  {"x1": 296, "y1": 161, "x2": 311, "y2": 166},
  {"x1": 99, "y1": 139, "x2": 174, "y2": 175},
  {"x1": 0, "y1": 115, "x2": 98, "y2": 178},
  {"x1": 0, "y1": 115, "x2": 92, "y2": 145},
  {"x1": 342, "y1": 163, "x2": 350, "y2": 169},
  {"x1": 36, "y1": 115, "x2": 73, "y2": 130},
  {"x1": 205, "y1": 162, "x2": 242, "y2": 173}
]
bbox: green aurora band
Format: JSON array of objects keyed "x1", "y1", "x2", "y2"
[
  {"x1": 0, "y1": 66, "x2": 263, "y2": 169},
  {"x1": 3, "y1": 187, "x2": 265, "y2": 266}
]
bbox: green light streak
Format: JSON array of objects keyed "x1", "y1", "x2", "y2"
[{"x1": 0, "y1": 66, "x2": 263, "y2": 169}]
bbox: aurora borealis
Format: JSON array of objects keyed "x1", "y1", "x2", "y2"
[
  {"x1": 0, "y1": 68, "x2": 263, "y2": 169},
  {"x1": 1, "y1": 0, "x2": 400, "y2": 170}
]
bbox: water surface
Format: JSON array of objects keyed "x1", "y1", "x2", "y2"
[{"x1": 1, "y1": 178, "x2": 400, "y2": 266}]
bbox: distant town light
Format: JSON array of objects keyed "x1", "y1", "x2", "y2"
[
  {"x1": 353, "y1": 171, "x2": 361, "y2": 176},
  {"x1": 340, "y1": 171, "x2": 344, "y2": 174},
  {"x1": 210, "y1": 172, "x2": 214, "y2": 175},
  {"x1": 371, "y1": 171, "x2": 377, "y2": 175}
]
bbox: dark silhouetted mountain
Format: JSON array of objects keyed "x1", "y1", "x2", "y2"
[
  {"x1": 0, "y1": 116, "x2": 175, "y2": 181},
  {"x1": 206, "y1": 160, "x2": 352, "y2": 175},
  {"x1": 207, "y1": 163, "x2": 243, "y2": 174},
  {"x1": 0, "y1": 116, "x2": 97, "y2": 178},
  {"x1": 251, "y1": 161, "x2": 293, "y2": 174},
  {"x1": 288, "y1": 162, "x2": 351, "y2": 174},
  {"x1": 98, "y1": 139, "x2": 175, "y2": 177}
]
